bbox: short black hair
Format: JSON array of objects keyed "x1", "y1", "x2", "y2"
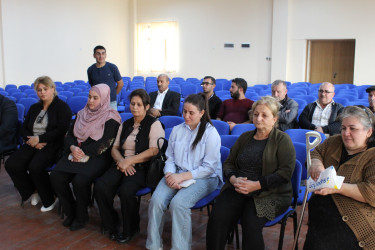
[
  {"x1": 203, "y1": 76, "x2": 216, "y2": 85},
  {"x1": 232, "y1": 78, "x2": 247, "y2": 93},
  {"x1": 93, "y1": 45, "x2": 106, "y2": 54}
]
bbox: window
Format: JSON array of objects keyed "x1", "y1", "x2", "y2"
[{"x1": 136, "y1": 21, "x2": 178, "y2": 73}]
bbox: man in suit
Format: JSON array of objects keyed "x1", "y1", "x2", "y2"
[{"x1": 149, "y1": 74, "x2": 181, "y2": 117}]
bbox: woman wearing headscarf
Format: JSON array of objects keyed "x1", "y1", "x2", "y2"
[
  {"x1": 50, "y1": 84, "x2": 121, "y2": 231},
  {"x1": 5, "y1": 76, "x2": 71, "y2": 212}
]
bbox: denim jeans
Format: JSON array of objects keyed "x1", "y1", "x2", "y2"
[
  {"x1": 110, "y1": 101, "x2": 117, "y2": 110},
  {"x1": 146, "y1": 177, "x2": 219, "y2": 250}
]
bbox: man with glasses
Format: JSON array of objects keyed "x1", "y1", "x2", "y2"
[
  {"x1": 299, "y1": 82, "x2": 344, "y2": 136},
  {"x1": 217, "y1": 78, "x2": 254, "y2": 131},
  {"x1": 366, "y1": 86, "x2": 375, "y2": 113},
  {"x1": 201, "y1": 76, "x2": 222, "y2": 119},
  {"x1": 271, "y1": 80, "x2": 299, "y2": 131}
]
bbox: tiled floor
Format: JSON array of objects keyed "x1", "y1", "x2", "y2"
[{"x1": 0, "y1": 163, "x2": 307, "y2": 249}]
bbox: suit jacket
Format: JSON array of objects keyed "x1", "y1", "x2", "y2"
[
  {"x1": 150, "y1": 90, "x2": 181, "y2": 116},
  {"x1": 0, "y1": 95, "x2": 18, "y2": 153}
]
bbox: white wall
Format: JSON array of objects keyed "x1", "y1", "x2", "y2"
[
  {"x1": 0, "y1": 0, "x2": 130, "y2": 87},
  {"x1": 135, "y1": 0, "x2": 274, "y2": 85},
  {"x1": 286, "y1": 0, "x2": 375, "y2": 85}
]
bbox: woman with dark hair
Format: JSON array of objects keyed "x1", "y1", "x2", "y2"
[
  {"x1": 304, "y1": 105, "x2": 375, "y2": 250},
  {"x1": 50, "y1": 84, "x2": 121, "y2": 231},
  {"x1": 94, "y1": 89, "x2": 164, "y2": 243},
  {"x1": 5, "y1": 76, "x2": 71, "y2": 212},
  {"x1": 146, "y1": 93, "x2": 223, "y2": 250}
]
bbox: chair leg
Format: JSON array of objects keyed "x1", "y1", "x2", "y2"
[
  {"x1": 277, "y1": 218, "x2": 287, "y2": 250},
  {"x1": 293, "y1": 212, "x2": 298, "y2": 250}
]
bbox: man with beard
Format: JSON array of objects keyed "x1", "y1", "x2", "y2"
[
  {"x1": 366, "y1": 86, "x2": 375, "y2": 114},
  {"x1": 271, "y1": 80, "x2": 299, "y2": 131},
  {"x1": 217, "y1": 78, "x2": 254, "y2": 131},
  {"x1": 201, "y1": 76, "x2": 222, "y2": 119}
]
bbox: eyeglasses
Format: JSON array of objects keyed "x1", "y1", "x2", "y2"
[
  {"x1": 318, "y1": 89, "x2": 334, "y2": 94},
  {"x1": 201, "y1": 82, "x2": 213, "y2": 86}
]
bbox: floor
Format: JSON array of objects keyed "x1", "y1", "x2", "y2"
[{"x1": 0, "y1": 162, "x2": 308, "y2": 249}]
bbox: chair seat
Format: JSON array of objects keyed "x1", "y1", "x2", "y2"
[
  {"x1": 191, "y1": 188, "x2": 220, "y2": 209},
  {"x1": 136, "y1": 187, "x2": 152, "y2": 196},
  {"x1": 265, "y1": 207, "x2": 295, "y2": 227}
]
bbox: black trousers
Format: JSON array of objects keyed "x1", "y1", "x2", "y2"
[
  {"x1": 94, "y1": 165, "x2": 146, "y2": 235},
  {"x1": 206, "y1": 188, "x2": 268, "y2": 250},
  {"x1": 5, "y1": 144, "x2": 56, "y2": 207},
  {"x1": 50, "y1": 171, "x2": 93, "y2": 223}
]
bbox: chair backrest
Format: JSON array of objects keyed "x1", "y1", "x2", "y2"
[
  {"x1": 68, "y1": 96, "x2": 88, "y2": 114},
  {"x1": 0, "y1": 90, "x2": 8, "y2": 96},
  {"x1": 165, "y1": 127, "x2": 173, "y2": 140},
  {"x1": 120, "y1": 112, "x2": 133, "y2": 122},
  {"x1": 18, "y1": 85, "x2": 31, "y2": 92},
  {"x1": 59, "y1": 91, "x2": 74, "y2": 100},
  {"x1": 5, "y1": 84, "x2": 17, "y2": 92},
  {"x1": 18, "y1": 97, "x2": 38, "y2": 115},
  {"x1": 211, "y1": 120, "x2": 230, "y2": 135},
  {"x1": 58, "y1": 95, "x2": 68, "y2": 103},
  {"x1": 220, "y1": 146, "x2": 230, "y2": 164},
  {"x1": 220, "y1": 135, "x2": 240, "y2": 149},
  {"x1": 15, "y1": 103, "x2": 25, "y2": 121},
  {"x1": 181, "y1": 84, "x2": 197, "y2": 98},
  {"x1": 159, "y1": 116, "x2": 185, "y2": 129},
  {"x1": 69, "y1": 88, "x2": 83, "y2": 96},
  {"x1": 24, "y1": 89, "x2": 36, "y2": 96},
  {"x1": 11, "y1": 92, "x2": 27, "y2": 102},
  {"x1": 285, "y1": 128, "x2": 326, "y2": 144},
  {"x1": 293, "y1": 142, "x2": 307, "y2": 180},
  {"x1": 231, "y1": 124, "x2": 256, "y2": 135},
  {"x1": 291, "y1": 160, "x2": 303, "y2": 207}
]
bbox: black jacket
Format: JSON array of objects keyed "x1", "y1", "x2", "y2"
[
  {"x1": 21, "y1": 96, "x2": 72, "y2": 151},
  {"x1": 150, "y1": 90, "x2": 181, "y2": 116},
  {"x1": 298, "y1": 101, "x2": 344, "y2": 135},
  {"x1": 278, "y1": 96, "x2": 299, "y2": 131},
  {"x1": 0, "y1": 95, "x2": 18, "y2": 153}
]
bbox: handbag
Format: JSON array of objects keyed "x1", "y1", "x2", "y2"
[{"x1": 146, "y1": 137, "x2": 168, "y2": 188}]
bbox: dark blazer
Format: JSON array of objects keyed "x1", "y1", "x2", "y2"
[
  {"x1": 298, "y1": 101, "x2": 344, "y2": 135},
  {"x1": 150, "y1": 90, "x2": 181, "y2": 116},
  {"x1": 21, "y1": 96, "x2": 72, "y2": 151},
  {"x1": 0, "y1": 95, "x2": 18, "y2": 153}
]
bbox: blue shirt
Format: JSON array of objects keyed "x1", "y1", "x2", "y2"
[
  {"x1": 164, "y1": 122, "x2": 223, "y2": 185},
  {"x1": 87, "y1": 62, "x2": 122, "y2": 102}
]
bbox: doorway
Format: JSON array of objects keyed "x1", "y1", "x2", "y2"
[{"x1": 307, "y1": 39, "x2": 355, "y2": 84}]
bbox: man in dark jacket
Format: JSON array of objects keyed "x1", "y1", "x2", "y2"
[
  {"x1": 0, "y1": 94, "x2": 18, "y2": 154},
  {"x1": 299, "y1": 82, "x2": 344, "y2": 136},
  {"x1": 271, "y1": 80, "x2": 298, "y2": 131},
  {"x1": 201, "y1": 76, "x2": 222, "y2": 119}
]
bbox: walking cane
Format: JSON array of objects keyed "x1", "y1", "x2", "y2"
[{"x1": 292, "y1": 131, "x2": 322, "y2": 250}]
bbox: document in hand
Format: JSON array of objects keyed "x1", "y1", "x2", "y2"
[
  {"x1": 179, "y1": 179, "x2": 196, "y2": 188},
  {"x1": 307, "y1": 166, "x2": 345, "y2": 192}
]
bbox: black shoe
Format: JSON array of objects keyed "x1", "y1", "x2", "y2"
[
  {"x1": 63, "y1": 215, "x2": 75, "y2": 227},
  {"x1": 116, "y1": 228, "x2": 140, "y2": 244},
  {"x1": 69, "y1": 220, "x2": 86, "y2": 231}
]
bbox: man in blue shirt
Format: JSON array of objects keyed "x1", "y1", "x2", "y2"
[{"x1": 87, "y1": 45, "x2": 124, "y2": 109}]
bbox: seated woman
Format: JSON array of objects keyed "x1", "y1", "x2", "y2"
[
  {"x1": 50, "y1": 84, "x2": 121, "y2": 231},
  {"x1": 206, "y1": 96, "x2": 296, "y2": 250},
  {"x1": 5, "y1": 76, "x2": 71, "y2": 211},
  {"x1": 146, "y1": 93, "x2": 223, "y2": 250},
  {"x1": 94, "y1": 89, "x2": 165, "y2": 243},
  {"x1": 304, "y1": 106, "x2": 375, "y2": 250}
]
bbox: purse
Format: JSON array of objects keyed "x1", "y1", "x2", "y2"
[{"x1": 146, "y1": 137, "x2": 168, "y2": 188}]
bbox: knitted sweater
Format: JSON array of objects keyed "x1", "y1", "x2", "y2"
[{"x1": 311, "y1": 135, "x2": 375, "y2": 249}]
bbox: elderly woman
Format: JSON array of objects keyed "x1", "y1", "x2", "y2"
[
  {"x1": 146, "y1": 93, "x2": 223, "y2": 250},
  {"x1": 5, "y1": 76, "x2": 72, "y2": 211},
  {"x1": 94, "y1": 89, "x2": 165, "y2": 243},
  {"x1": 304, "y1": 106, "x2": 375, "y2": 250},
  {"x1": 50, "y1": 84, "x2": 121, "y2": 231},
  {"x1": 206, "y1": 96, "x2": 296, "y2": 250}
]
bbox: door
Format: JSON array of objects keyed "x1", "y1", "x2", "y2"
[{"x1": 308, "y1": 40, "x2": 355, "y2": 84}]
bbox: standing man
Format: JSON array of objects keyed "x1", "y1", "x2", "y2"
[
  {"x1": 87, "y1": 45, "x2": 124, "y2": 110},
  {"x1": 149, "y1": 74, "x2": 181, "y2": 117},
  {"x1": 201, "y1": 76, "x2": 222, "y2": 119},
  {"x1": 299, "y1": 82, "x2": 344, "y2": 136},
  {"x1": 217, "y1": 78, "x2": 253, "y2": 131},
  {"x1": 366, "y1": 86, "x2": 375, "y2": 113},
  {"x1": 271, "y1": 80, "x2": 299, "y2": 131}
]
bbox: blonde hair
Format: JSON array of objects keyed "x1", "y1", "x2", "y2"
[
  {"x1": 249, "y1": 96, "x2": 281, "y2": 126},
  {"x1": 34, "y1": 76, "x2": 57, "y2": 96}
]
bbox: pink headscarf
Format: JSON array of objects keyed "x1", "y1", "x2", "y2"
[{"x1": 73, "y1": 84, "x2": 121, "y2": 143}]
